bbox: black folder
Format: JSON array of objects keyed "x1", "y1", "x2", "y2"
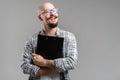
[{"x1": 36, "y1": 35, "x2": 64, "y2": 59}]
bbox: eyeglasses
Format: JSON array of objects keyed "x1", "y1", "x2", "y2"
[{"x1": 40, "y1": 8, "x2": 58, "y2": 15}]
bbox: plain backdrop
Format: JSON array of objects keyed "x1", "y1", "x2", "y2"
[{"x1": 0, "y1": 0, "x2": 120, "y2": 80}]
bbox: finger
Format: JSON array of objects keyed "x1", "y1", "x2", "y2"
[
  {"x1": 32, "y1": 56, "x2": 36, "y2": 61},
  {"x1": 32, "y1": 53, "x2": 36, "y2": 57}
]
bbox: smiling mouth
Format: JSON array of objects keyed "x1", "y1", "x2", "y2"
[
  {"x1": 48, "y1": 15, "x2": 58, "y2": 20},
  {"x1": 49, "y1": 17, "x2": 57, "y2": 22},
  {"x1": 49, "y1": 17, "x2": 56, "y2": 20}
]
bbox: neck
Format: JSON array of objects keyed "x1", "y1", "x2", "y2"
[{"x1": 43, "y1": 27, "x2": 58, "y2": 36}]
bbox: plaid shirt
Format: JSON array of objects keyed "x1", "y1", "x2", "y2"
[{"x1": 21, "y1": 28, "x2": 78, "y2": 80}]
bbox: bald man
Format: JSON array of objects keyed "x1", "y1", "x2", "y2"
[{"x1": 21, "y1": 2, "x2": 78, "y2": 80}]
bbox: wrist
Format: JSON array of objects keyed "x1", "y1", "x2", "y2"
[
  {"x1": 43, "y1": 59, "x2": 47, "y2": 66},
  {"x1": 45, "y1": 59, "x2": 55, "y2": 68}
]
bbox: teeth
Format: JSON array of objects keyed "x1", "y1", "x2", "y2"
[
  {"x1": 50, "y1": 18, "x2": 55, "y2": 20},
  {"x1": 51, "y1": 17, "x2": 55, "y2": 19}
]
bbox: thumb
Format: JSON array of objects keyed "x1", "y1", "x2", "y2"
[{"x1": 32, "y1": 53, "x2": 36, "y2": 57}]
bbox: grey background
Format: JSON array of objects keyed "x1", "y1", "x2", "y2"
[{"x1": 0, "y1": 0, "x2": 120, "y2": 80}]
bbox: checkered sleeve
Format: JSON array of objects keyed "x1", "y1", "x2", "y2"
[
  {"x1": 54, "y1": 32, "x2": 78, "y2": 72},
  {"x1": 21, "y1": 37, "x2": 40, "y2": 77}
]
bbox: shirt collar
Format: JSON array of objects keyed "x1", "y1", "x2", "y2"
[{"x1": 39, "y1": 27, "x2": 61, "y2": 37}]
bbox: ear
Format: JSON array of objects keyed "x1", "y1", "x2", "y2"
[{"x1": 38, "y1": 15, "x2": 43, "y2": 21}]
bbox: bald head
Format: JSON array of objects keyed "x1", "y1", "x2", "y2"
[{"x1": 38, "y1": 2, "x2": 55, "y2": 13}]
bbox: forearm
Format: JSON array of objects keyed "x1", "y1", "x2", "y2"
[
  {"x1": 44, "y1": 59, "x2": 55, "y2": 68},
  {"x1": 32, "y1": 53, "x2": 60, "y2": 76},
  {"x1": 32, "y1": 54, "x2": 56, "y2": 69},
  {"x1": 36, "y1": 67, "x2": 59, "y2": 77}
]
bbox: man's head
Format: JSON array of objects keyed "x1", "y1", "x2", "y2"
[{"x1": 38, "y1": 2, "x2": 59, "y2": 29}]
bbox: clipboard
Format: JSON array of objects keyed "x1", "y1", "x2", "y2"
[{"x1": 36, "y1": 35, "x2": 64, "y2": 59}]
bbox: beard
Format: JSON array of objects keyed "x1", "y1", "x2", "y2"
[
  {"x1": 46, "y1": 15, "x2": 58, "y2": 28},
  {"x1": 47, "y1": 22, "x2": 58, "y2": 28}
]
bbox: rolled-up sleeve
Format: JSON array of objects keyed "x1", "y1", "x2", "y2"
[
  {"x1": 54, "y1": 33, "x2": 78, "y2": 72},
  {"x1": 21, "y1": 38, "x2": 40, "y2": 77}
]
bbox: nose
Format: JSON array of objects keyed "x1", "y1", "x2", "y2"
[
  {"x1": 50, "y1": 11, "x2": 55, "y2": 15},
  {"x1": 49, "y1": 11, "x2": 56, "y2": 16}
]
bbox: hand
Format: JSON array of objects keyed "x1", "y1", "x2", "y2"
[{"x1": 32, "y1": 53, "x2": 46, "y2": 67}]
